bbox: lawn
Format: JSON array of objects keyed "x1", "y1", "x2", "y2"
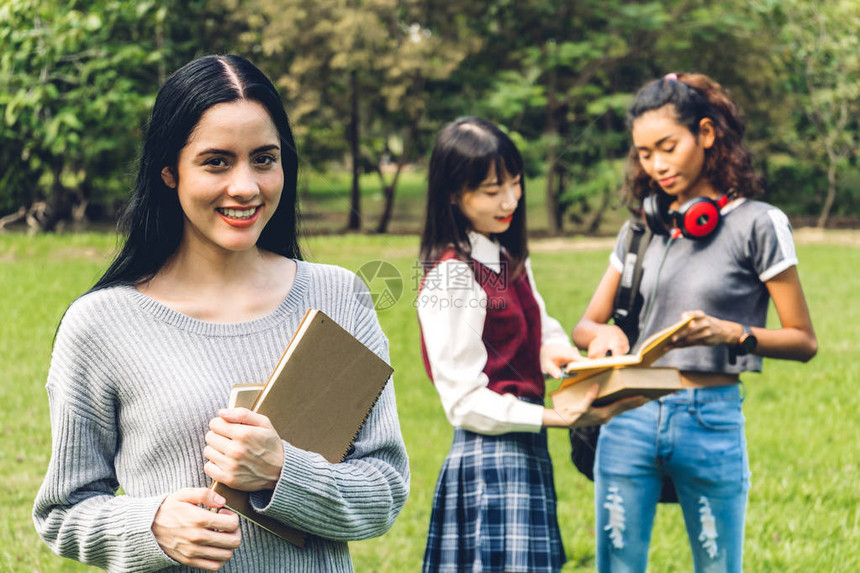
[{"x1": 1, "y1": 231, "x2": 858, "y2": 572}]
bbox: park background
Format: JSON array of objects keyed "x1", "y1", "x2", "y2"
[{"x1": 2, "y1": 0, "x2": 859, "y2": 571}]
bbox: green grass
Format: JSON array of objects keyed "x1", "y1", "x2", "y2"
[{"x1": 2, "y1": 232, "x2": 858, "y2": 572}]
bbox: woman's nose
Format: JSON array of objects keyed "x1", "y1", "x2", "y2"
[
  {"x1": 502, "y1": 184, "x2": 520, "y2": 208},
  {"x1": 227, "y1": 163, "x2": 260, "y2": 200}
]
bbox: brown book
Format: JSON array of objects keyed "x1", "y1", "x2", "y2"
[
  {"x1": 551, "y1": 366, "x2": 682, "y2": 409},
  {"x1": 559, "y1": 316, "x2": 693, "y2": 387},
  {"x1": 210, "y1": 309, "x2": 394, "y2": 547}
]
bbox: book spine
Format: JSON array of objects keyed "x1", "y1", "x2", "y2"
[{"x1": 338, "y1": 373, "x2": 392, "y2": 463}]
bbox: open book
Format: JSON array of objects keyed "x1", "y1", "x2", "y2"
[
  {"x1": 559, "y1": 315, "x2": 693, "y2": 387},
  {"x1": 551, "y1": 366, "x2": 682, "y2": 409},
  {"x1": 210, "y1": 309, "x2": 394, "y2": 547}
]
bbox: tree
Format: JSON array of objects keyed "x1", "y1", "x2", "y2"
[
  {"x1": 0, "y1": 0, "x2": 161, "y2": 230},
  {"x1": 474, "y1": 0, "x2": 671, "y2": 235},
  {"x1": 773, "y1": 0, "x2": 860, "y2": 228},
  {"x1": 476, "y1": 0, "x2": 781, "y2": 235},
  {"x1": 366, "y1": 18, "x2": 476, "y2": 233},
  {"x1": 0, "y1": 0, "x2": 237, "y2": 231},
  {"x1": 231, "y1": 0, "x2": 475, "y2": 232}
]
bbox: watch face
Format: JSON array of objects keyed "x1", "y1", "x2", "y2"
[{"x1": 739, "y1": 333, "x2": 757, "y2": 354}]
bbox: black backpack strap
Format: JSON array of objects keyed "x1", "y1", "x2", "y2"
[{"x1": 611, "y1": 216, "x2": 652, "y2": 344}]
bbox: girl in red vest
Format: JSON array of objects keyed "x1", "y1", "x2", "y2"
[{"x1": 417, "y1": 117, "x2": 645, "y2": 573}]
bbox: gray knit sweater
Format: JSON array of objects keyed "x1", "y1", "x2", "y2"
[{"x1": 33, "y1": 260, "x2": 410, "y2": 572}]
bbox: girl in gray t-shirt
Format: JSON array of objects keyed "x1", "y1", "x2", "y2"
[{"x1": 573, "y1": 72, "x2": 817, "y2": 573}]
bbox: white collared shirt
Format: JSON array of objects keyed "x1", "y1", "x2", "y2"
[{"x1": 417, "y1": 232, "x2": 572, "y2": 434}]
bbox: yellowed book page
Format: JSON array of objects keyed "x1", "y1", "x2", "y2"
[
  {"x1": 637, "y1": 316, "x2": 693, "y2": 366},
  {"x1": 560, "y1": 316, "x2": 692, "y2": 388}
]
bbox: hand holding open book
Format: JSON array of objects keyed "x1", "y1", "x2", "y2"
[
  {"x1": 560, "y1": 316, "x2": 693, "y2": 385},
  {"x1": 551, "y1": 316, "x2": 693, "y2": 409}
]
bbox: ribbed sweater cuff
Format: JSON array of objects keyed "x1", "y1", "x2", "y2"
[
  {"x1": 249, "y1": 442, "x2": 339, "y2": 532},
  {"x1": 122, "y1": 495, "x2": 180, "y2": 571}
]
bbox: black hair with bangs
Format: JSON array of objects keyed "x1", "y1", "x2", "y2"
[{"x1": 419, "y1": 117, "x2": 528, "y2": 276}]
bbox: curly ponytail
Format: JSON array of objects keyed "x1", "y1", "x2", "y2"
[{"x1": 623, "y1": 72, "x2": 763, "y2": 205}]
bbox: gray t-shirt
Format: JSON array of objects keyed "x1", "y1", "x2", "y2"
[{"x1": 610, "y1": 199, "x2": 798, "y2": 374}]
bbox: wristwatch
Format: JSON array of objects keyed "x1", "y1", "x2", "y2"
[
  {"x1": 728, "y1": 324, "x2": 757, "y2": 365},
  {"x1": 735, "y1": 325, "x2": 758, "y2": 356},
  {"x1": 729, "y1": 324, "x2": 758, "y2": 365}
]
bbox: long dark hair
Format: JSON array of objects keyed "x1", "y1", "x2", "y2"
[
  {"x1": 419, "y1": 117, "x2": 528, "y2": 277},
  {"x1": 91, "y1": 55, "x2": 302, "y2": 292},
  {"x1": 623, "y1": 72, "x2": 762, "y2": 206}
]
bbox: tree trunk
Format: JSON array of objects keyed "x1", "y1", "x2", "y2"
[
  {"x1": 375, "y1": 121, "x2": 418, "y2": 234},
  {"x1": 587, "y1": 185, "x2": 612, "y2": 234},
  {"x1": 40, "y1": 163, "x2": 70, "y2": 232},
  {"x1": 544, "y1": 61, "x2": 561, "y2": 236},
  {"x1": 817, "y1": 158, "x2": 837, "y2": 229},
  {"x1": 0, "y1": 206, "x2": 27, "y2": 232},
  {"x1": 544, "y1": 116, "x2": 561, "y2": 236},
  {"x1": 376, "y1": 182, "x2": 396, "y2": 234},
  {"x1": 347, "y1": 69, "x2": 362, "y2": 231}
]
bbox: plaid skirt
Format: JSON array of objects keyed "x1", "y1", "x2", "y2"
[{"x1": 422, "y1": 428, "x2": 566, "y2": 573}]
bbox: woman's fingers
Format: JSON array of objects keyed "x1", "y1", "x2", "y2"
[{"x1": 152, "y1": 488, "x2": 242, "y2": 569}]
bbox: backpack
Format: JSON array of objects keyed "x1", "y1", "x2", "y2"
[{"x1": 568, "y1": 215, "x2": 680, "y2": 503}]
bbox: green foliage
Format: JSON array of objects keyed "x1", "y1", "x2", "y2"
[
  {"x1": 0, "y1": 0, "x2": 162, "y2": 225},
  {"x1": 232, "y1": 0, "x2": 476, "y2": 169},
  {"x1": 2, "y1": 0, "x2": 859, "y2": 232},
  {"x1": 766, "y1": 0, "x2": 860, "y2": 226},
  {"x1": 0, "y1": 0, "x2": 242, "y2": 228}
]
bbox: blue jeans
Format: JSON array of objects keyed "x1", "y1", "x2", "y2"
[{"x1": 595, "y1": 384, "x2": 750, "y2": 573}]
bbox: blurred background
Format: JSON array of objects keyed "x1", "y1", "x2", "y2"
[{"x1": 3, "y1": 0, "x2": 860, "y2": 237}]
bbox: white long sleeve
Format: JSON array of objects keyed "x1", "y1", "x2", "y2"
[
  {"x1": 524, "y1": 258, "x2": 570, "y2": 348},
  {"x1": 418, "y1": 258, "x2": 545, "y2": 435},
  {"x1": 417, "y1": 233, "x2": 573, "y2": 435}
]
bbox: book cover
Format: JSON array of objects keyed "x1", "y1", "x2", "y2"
[
  {"x1": 550, "y1": 366, "x2": 682, "y2": 410},
  {"x1": 210, "y1": 309, "x2": 394, "y2": 547},
  {"x1": 559, "y1": 315, "x2": 693, "y2": 387}
]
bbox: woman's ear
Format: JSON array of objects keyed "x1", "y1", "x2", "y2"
[
  {"x1": 698, "y1": 118, "x2": 716, "y2": 149},
  {"x1": 161, "y1": 167, "x2": 177, "y2": 189}
]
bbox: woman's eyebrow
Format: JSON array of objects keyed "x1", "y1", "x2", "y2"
[
  {"x1": 635, "y1": 135, "x2": 674, "y2": 151},
  {"x1": 196, "y1": 144, "x2": 280, "y2": 158}
]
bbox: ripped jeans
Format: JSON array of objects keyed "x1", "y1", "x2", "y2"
[{"x1": 595, "y1": 384, "x2": 750, "y2": 573}]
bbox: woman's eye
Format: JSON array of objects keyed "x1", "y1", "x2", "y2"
[
  {"x1": 204, "y1": 157, "x2": 227, "y2": 167},
  {"x1": 255, "y1": 154, "x2": 276, "y2": 166}
]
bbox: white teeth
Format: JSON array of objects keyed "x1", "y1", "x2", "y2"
[{"x1": 218, "y1": 207, "x2": 256, "y2": 219}]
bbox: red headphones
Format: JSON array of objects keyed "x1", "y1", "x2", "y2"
[{"x1": 643, "y1": 192, "x2": 729, "y2": 239}]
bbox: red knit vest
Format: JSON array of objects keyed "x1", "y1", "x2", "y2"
[{"x1": 419, "y1": 251, "x2": 545, "y2": 403}]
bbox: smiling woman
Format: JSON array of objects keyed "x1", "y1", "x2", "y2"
[
  {"x1": 143, "y1": 97, "x2": 293, "y2": 322},
  {"x1": 32, "y1": 55, "x2": 408, "y2": 573},
  {"x1": 161, "y1": 100, "x2": 283, "y2": 244},
  {"x1": 415, "y1": 117, "x2": 645, "y2": 573}
]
